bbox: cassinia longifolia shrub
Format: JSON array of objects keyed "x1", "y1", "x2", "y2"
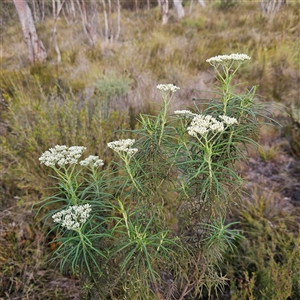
[{"x1": 36, "y1": 53, "x2": 277, "y2": 299}]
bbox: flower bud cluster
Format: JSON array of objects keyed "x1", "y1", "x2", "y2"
[
  {"x1": 80, "y1": 155, "x2": 104, "y2": 167},
  {"x1": 219, "y1": 115, "x2": 238, "y2": 125},
  {"x1": 52, "y1": 204, "x2": 92, "y2": 230},
  {"x1": 156, "y1": 84, "x2": 180, "y2": 93},
  {"x1": 39, "y1": 145, "x2": 87, "y2": 167},
  {"x1": 174, "y1": 110, "x2": 197, "y2": 118},
  {"x1": 187, "y1": 114, "x2": 224, "y2": 137},
  {"x1": 187, "y1": 114, "x2": 238, "y2": 137},
  {"x1": 206, "y1": 53, "x2": 251, "y2": 64},
  {"x1": 107, "y1": 139, "x2": 138, "y2": 156}
]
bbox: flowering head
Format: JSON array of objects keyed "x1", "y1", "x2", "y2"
[
  {"x1": 187, "y1": 114, "x2": 238, "y2": 138},
  {"x1": 174, "y1": 110, "x2": 197, "y2": 118},
  {"x1": 156, "y1": 84, "x2": 180, "y2": 94},
  {"x1": 219, "y1": 115, "x2": 238, "y2": 125},
  {"x1": 107, "y1": 139, "x2": 138, "y2": 157},
  {"x1": 206, "y1": 53, "x2": 251, "y2": 65},
  {"x1": 80, "y1": 155, "x2": 104, "y2": 168},
  {"x1": 187, "y1": 114, "x2": 224, "y2": 137},
  {"x1": 39, "y1": 145, "x2": 87, "y2": 167},
  {"x1": 52, "y1": 204, "x2": 92, "y2": 230}
]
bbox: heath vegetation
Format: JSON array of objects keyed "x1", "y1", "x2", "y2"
[{"x1": 0, "y1": 1, "x2": 299, "y2": 299}]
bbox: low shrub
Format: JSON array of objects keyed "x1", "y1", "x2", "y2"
[{"x1": 35, "y1": 53, "x2": 281, "y2": 299}]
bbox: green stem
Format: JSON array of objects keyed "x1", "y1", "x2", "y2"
[
  {"x1": 158, "y1": 93, "x2": 171, "y2": 147},
  {"x1": 206, "y1": 147, "x2": 213, "y2": 190},
  {"x1": 215, "y1": 61, "x2": 243, "y2": 114},
  {"x1": 118, "y1": 200, "x2": 131, "y2": 238},
  {"x1": 124, "y1": 157, "x2": 144, "y2": 195},
  {"x1": 158, "y1": 107, "x2": 166, "y2": 147},
  {"x1": 53, "y1": 165, "x2": 79, "y2": 205},
  {"x1": 77, "y1": 228, "x2": 86, "y2": 246},
  {"x1": 196, "y1": 134, "x2": 214, "y2": 192}
]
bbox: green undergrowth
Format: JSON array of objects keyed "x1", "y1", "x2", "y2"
[
  {"x1": 0, "y1": 67, "x2": 131, "y2": 196},
  {"x1": 223, "y1": 187, "x2": 300, "y2": 300}
]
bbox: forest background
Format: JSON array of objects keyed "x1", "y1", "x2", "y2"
[{"x1": 0, "y1": 0, "x2": 300, "y2": 299}]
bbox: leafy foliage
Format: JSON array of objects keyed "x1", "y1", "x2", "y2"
[{"x1": 32, "y1": 54, "x2": 284, "y2": 299}]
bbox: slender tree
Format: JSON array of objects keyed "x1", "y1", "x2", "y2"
[
  {"x1": 115, "y1": 0, "x2": 121, "y2": 41},
  {"x1": 13, "y1": 0, "x2": 47, "y2": 63},
  {"x1": 40, "y1": 0, "x2": 45, "y2": 22},
  {"x1": 261, "y1": 0, "x2": 283, "y2": 14},
  {"x1": 198, "y1": 0, "x2": 206, "y2": 8},
  {"x1": 173, "y1": 0, "x2": 185, "y2": 19},
  {"x1": 75, "y1": 0, "x2": 97, "y2": 46},
  {"x1": 31, "y1": 0, "x2": 38, "y2": 21},
  {"x1": 161, "y1": 0, "x2": 168, "y2": 25},
  {"x1": 101, "y1": 0, "x2": 109, "y2": 42},
  {"x1": 51, "y1": 0, "x2": 66, "y2": 63},
  {"x1": 69, "y1": 0, "x2": 76, "y2": 21}
]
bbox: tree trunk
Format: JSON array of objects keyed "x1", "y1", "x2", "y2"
[
  {"x1": 101, "y1": 0, "x2": 109, "y2": 42},
  {"x1": 108, "y1": 0, "x2": 113, "y2": 41},
  {"x1": 57, "y1": 0, "x2": 62, "y2": 11},
  {"x1": 115, "y1": 0, "x2": 121, "y2": 41},
  {"x1": 76, "y1": 0, "x2": 97, "y2": 46},
  {"x1": 173, "y1": 0, "x2": 185, "y2": 19},
  {"x1": 51, "y1": 0, "x2": 66, "y2": 63},
  {"x1": 198, "y1": 0, "x2": 206, "y2": 8},
  {"x1": 31, "y1": 0, "x2": 38, "y2": 22},
  {"x1": 85, "y1": 1, "x2": 97, "y2": 46},
  {"x1": 161, "y1": 0, "x2": 168, "y2": 25},
  {"x1": 69, "y1": 0, "x2": 76, "y2": 20},
  {"x1": 189, "y1": 0, "x2": 193, "y2": 14},
  {"x1": 40, "y1": 0, "x2": 45, "y2": 22},
  {"x1": 261, "y1": 0, "x2": 283, "y2": 14},
  {"x1": 13, "y1": 0, "x2": 47, "y2": 63},
  {"x1": 52, "y1": 0, "x2": 56, "y2": 18}
]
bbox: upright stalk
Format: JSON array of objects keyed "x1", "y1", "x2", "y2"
[
  {"x1": 124, "y1": 155, "x2": 144, "y2": 195},
  {"x1": 156, "y1": 84, "x2": 180, "y2": 146},
  {"x1": 158, "y1": 94, "x2": 170, "y2": 146}
]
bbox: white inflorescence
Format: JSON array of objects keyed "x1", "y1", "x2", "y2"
[
  {"x1": 174, "y1": 110, "x2": 197, "y2": 117},
  {"x1": 39, "y1": 145, "x2": 87, "y2": 167},
  {"x1": 187, "y1": 114, "x2": 224, "y2": 137},
  {"x1": 80, "y1": 155, "x2": 104, "y2": 167},
  {"x1": 219, "y1": 115, "x2": 238, "y2": 125},
  {"x1": 156, "y1": 84, "x2": 180, "y2": 93},
  {"x1": 107, "y1": 139, "x2": 138, "y2": 156},
  {"x1": 52, "y1": 204, "x2": 92, "y2": 230},
  {"x1": 206, "y1": 53, "x2": 251, "y2": 64}
]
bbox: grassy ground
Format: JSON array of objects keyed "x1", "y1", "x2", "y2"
[{"x1": 1, "y1": 2, "x2": 300, "y2": 299}]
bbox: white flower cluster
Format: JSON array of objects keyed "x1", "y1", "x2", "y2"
[
  {"x1": 80, "y1": 155, "x2": 104, "y2": 167},
  {"x1": 107, "y1": 139, "x2": 138, "y2": 156},
  {"x1": 52, "y1": 204, "x2": 92, "y2": 230},
  {"x1": 219, "y1": 115, "x2": 238, "y2": 125},
  {"x1": 156, "y1": 84, "x2": 180, "y2": 93},
  {"x1": 39, "y1": 145, "x2": 87, "y2": 167},
  {"x1": 174, "y1": 110, "x2": 197, "y2": 117},
  {"x1": 187, "y1": 114, "x2": 224, "y2": 137},
  {"x1": 206, "y1": 53, "x2": 251, "y2": 64}
]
